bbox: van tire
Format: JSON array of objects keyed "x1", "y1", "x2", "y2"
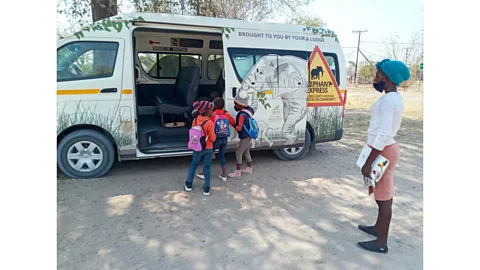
[
  {"x1": 57, "y1": 129, "x2": 115, "y2": 179},
  {"x1": 273, "y1": 129, "x2": 311, "y2": 161}
]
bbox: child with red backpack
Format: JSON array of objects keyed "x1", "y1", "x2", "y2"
[
  {"x1": 185, "y1": 100, "x2": 216, "y2": 195},
  {"x1": 197, "y1": 97, "x2": 236, "y2": 181}
]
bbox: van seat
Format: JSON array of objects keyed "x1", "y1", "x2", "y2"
[{"x1": 154, "y1": 66, "x2": 200, "y2": 118}]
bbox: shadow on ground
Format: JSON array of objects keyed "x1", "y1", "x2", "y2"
[{"x1": 57, "y1": 109, "x2": 423, "y2": 270}]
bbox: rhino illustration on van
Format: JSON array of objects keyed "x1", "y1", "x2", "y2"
[{"x1": 310, "y1": 66, "x2": 324, "y2": 80}]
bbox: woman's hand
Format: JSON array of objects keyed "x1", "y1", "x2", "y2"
[
  {"x1": 362, "y1": 163, "x2": 372, "y2": 179},
  {"x1": 362, "y1": 147, "x2": 381, "y2": 179}
]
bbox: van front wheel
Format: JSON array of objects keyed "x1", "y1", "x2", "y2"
[
  {"x1": 273, "y1": 129, "x2": 311, "y2": 161},
  {"x1": 57, "y1": 129, "x2": 115, "y2": 179}
]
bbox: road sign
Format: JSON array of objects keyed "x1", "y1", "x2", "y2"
[
  {"x1": 420, "y1": 63, "x2": 423, "y2": 70},
  {"x1": 307, "y1": 46, "x2": 344, "y2": 107}
]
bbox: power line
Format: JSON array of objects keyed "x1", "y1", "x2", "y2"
[
  {"x1": 359, "y1": 50, "x2": 375, "y2": 67},
  {"x1": 358, "y1": 48, "x2": 385, "y2": 59},
  {"x1": 361, "y1": 41, "x2": 423, "y2": 45},
  {"x1": 352, "y1": 30, "x2": 367, "y2": 85}
]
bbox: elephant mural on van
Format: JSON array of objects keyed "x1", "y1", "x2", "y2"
[{"x1": 236, "y1": 54, "x2": 309, "y2": 145}]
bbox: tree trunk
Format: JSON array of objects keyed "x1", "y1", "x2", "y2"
[{"x1": 91, "y1": 0, "x2": 118, "y2": 22}]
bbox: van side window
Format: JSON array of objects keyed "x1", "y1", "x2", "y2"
[
  {"x1": 228, "y1": 48, "x2": 340, "y2": 85},
  {"x1": 57, "y1": 42, "x2": 119, "y2": 82},
  {"x1": 323, "y1": 54, "x2": 340, "y2": 84},
  {"x1": 231, "y1": 54, "x2": 254, "y2": 79},
  {"x1": 228, "y1": 48, "x2": 305, "y2": 83},
  {"x1": 137, "y1": 53, "x2": 202, "y2": 79},
  {"x1": 207, "y1": 54, "x2": 224, "y2": 80}
]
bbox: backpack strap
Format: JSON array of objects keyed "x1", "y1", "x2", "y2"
[
  {"x1": 241, "y1": 109, "x2": 253, "y2": 118},
  {"x1": 197, "y1": 119, "x2": 209, "y2": 141}
]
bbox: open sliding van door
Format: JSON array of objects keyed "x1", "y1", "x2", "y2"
[{"x1": 221, "y1": 27, "x2": 310, "y2": 154}]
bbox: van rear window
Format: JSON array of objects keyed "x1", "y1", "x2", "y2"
[
  {"x1": 138, "y1": 53, "x2": 202, "y2": 79},
  {"x1": 207, "y1": 54, "x2": 224, "y2": 80}
]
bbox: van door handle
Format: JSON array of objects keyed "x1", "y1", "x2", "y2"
[
  {"x1": 100, "y1": 88, "x2": 117, "y2": 93},
  {"x1": 232, "y1": 87, "x2": 237, "y2": 97}
]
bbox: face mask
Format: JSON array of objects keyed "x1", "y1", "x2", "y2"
[
  {"x1": 234, "y1": 106, "x2": 241, "y2": 112},
  {"x1": 373, "y1": 81, "x2": 386, "y2": 93}
]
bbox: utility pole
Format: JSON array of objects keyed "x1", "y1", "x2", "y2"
[
  {"x1": 404, "y1": 47, "x2": 409, "y2": 65},
  {"x1": 352, "y1": 30, "x2": 367, "y2": 86}
]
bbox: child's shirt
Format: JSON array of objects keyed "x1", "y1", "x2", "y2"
[
  {"x1": 235, "y1": 106, "x2": 255, "y2": 139},
  {"x1": 192, "y1": 115, "x2": 216, "y2": 149}
]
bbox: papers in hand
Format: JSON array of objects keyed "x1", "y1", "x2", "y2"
[{"x1": 356, "y1": 145, "x2": 390, "y2": 188}]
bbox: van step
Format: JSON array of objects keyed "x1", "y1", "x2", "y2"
[{"x1": 139, "y1": 141, "x2": 189, "y2": 154}]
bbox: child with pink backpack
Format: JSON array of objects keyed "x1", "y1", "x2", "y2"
[{"x1": 185, "y1": 100, "x2": 216, "y2": 195}]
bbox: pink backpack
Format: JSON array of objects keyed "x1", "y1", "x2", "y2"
[{"x1": 188, "y1": 119, "x2": 208, "y2": 152}]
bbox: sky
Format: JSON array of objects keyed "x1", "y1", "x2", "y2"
[
  {"x1": 267, "y1": 0, "x2": 424, "y2": 63},
  {"x1": 57, "y1": 0, "x2": 424, "y2": 63}
]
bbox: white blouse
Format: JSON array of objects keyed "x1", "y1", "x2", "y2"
[{"x1": 367, "y1": 92, "x2": 404, "y2": 151}]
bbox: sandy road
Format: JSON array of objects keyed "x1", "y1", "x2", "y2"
[{"x1": 57, "y1": 89, "x2": 423, "y2": 270}]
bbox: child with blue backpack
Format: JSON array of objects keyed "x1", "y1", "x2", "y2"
[
  {"x1": 228, "y1": 91, "x2": 258, "y2": 178},
  {"x1": 197, "y1": 97, "x2": 236, "y2": 181}
]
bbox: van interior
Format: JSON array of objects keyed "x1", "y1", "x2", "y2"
[{"x1": 133, "y1": 29, "x2": 225, "y2": 153}]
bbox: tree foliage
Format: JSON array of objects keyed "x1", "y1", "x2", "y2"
[
  {"x1": 58, "y1": 0, "x2": 313, "y2": 26},
  {"x1": 286, "y1": 14, "x2": 325, "y2": 27},
  {"x1": 359, "y1": 64, "x2": 375, "y2": 83},
  {"x1": 382, "y1": 30, "x2": 423, "y2": 87},
  {"x1": 57, "y1": 0, "x2": 121, "y2": 24}
]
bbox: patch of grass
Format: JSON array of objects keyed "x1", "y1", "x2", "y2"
[
  {"x1": 308, "y1": 106, "x2": 343, "y2": 141},
  {"x1": 57, "y1": 100, "x2": 134, "y2": 147}
]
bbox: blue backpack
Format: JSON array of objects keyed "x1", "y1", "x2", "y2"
[
  {"x1": 241, "y1": 109, "x2": 259, "y2": 140},
  {"x1": 213, "y1": 111, "x2": 231, "y2": 138}
]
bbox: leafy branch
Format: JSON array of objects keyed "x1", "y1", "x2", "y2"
[{"x1": 73, "y1": 15, "x2": 146, "y2": 39}]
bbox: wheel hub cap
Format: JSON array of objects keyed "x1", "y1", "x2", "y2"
[{"x1": 67, "y1": 141, "x2": 104, "y2": 173}]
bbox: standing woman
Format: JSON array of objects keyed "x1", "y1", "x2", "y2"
[{"x1": 358, "y1": 59, "x2": 410, "y2": 253}]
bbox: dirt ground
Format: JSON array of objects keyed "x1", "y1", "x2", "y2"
[{"x1": 57, "y1": 87, "x2": 423, "y2": 270}]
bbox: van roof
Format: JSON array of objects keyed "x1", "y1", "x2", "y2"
[{"x1": 68, "y1": 13, "x2": 339, "y2": 42}]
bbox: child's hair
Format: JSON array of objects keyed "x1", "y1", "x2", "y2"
[{"x1": 214, "y1": 97, "x2": 225, "y2": 109}]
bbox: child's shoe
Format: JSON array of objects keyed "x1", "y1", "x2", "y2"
[
  {"x1": 228, "y1": 170, "x2": 242, "y2": 178},
  {"x1": 242, "y1": 167, "x2": 253, "y2": 174},
  {"x1": 184, "y1": 182, "x2": 193, "y2": 191}
]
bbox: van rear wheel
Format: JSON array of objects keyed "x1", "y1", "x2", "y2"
[
  {"x1": 273, "y1": 129, "x2": 311, "y2": 161},
  {"x1": 57, "y1": 129, "x2": 115, "y2": 179}
]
